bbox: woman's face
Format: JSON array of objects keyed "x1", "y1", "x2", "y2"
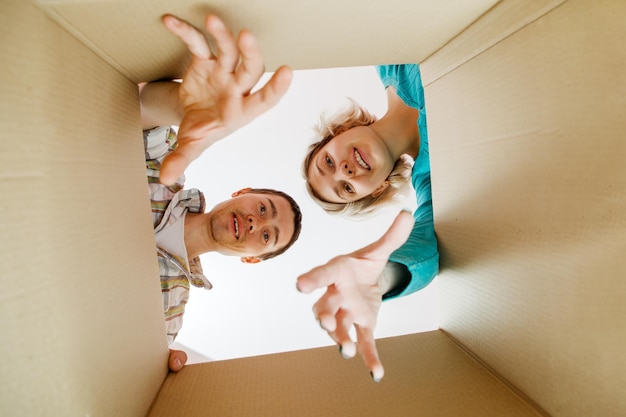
[{"x1": 307, "y1": 126, "x2": 395, "y2": 203}]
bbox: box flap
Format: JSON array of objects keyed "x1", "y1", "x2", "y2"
[
  {"x1": 149, "y1": 331, "x2": 545, "y2": 417},
  {"x1": 36, "y1": 0, "x2": 499, "y2": 82},
  {"x1": 1, "y1": 1, "x2": 168, "y2": 416},
  {"x1": 424, "y1": 1, "x2": 626, "y2": 416}
]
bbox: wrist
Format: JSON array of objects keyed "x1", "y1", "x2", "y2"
[{"x1": 378, "y1": 261, "x2": 411, "y2": 298}]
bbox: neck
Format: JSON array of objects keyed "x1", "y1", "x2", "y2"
[
  {"x1": 184, "y1": 212, "x2": 214, "y2": 259},
  {"x1": 370, "y1": 86, "x2": 419, "y2": 159}
]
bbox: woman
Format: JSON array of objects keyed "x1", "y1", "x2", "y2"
[{"x1": 298, "y1": 65, "x2": 439, "y2": 382}]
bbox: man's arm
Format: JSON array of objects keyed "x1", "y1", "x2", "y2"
[
  {"x1": 145, "y1": 14, "x2": 292, "y2": 185},
  {"x1": 139, "y1": 81, "x2": 183, "y2": 130}
]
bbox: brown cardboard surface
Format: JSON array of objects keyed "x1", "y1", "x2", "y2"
[
  {"x1": 36, "y1": 0, "x2": 498, "y2": 82},
  {"x1": 1, "y1": 1, "x2": 169, "y2": 416},
  {"x1": 424, "y1": 0, "x2": 626, "y2": 416},
  {"x1": 149, "y1": 331, "x2": 545, "y2": 417},
  {"x1": 420, "y1": 0, "x2": 566, "y2": 86},
  {"x1": 5, "y1": 0, "x2": 625, "y2": 416}
]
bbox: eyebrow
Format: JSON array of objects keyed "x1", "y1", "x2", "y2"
[
  {"x1": 268, "y1": 198, "x2": 277, "y2": 219},
  {"x1": 268, "y1": 197, "x2": 279, "y2": 246}
]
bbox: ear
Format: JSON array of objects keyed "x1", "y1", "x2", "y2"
[
  {"x1": 371, "y1": 180, "x2": 390, "y2": 198},
  {"x1": 240, "y1": 256, "x2": 262, "y2": 264},
  {"x1": 232, "y1": 187, "x2": 253, "y2": 198}
]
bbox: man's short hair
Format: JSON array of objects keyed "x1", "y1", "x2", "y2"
[{"x1": 246, "y1": 188, "x2": 302, "y2": 260}]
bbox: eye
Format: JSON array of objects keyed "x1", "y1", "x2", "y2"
[
  {"x1": 344, "y1": 183, "x2": 354, "y2": 194},
  {"x1": 325, "y1": 154, "x2": 334, "y2": 167},
  {"x1": 260, "y1": 203, "x2": 266, "y2": 216},
  {"x1": 263, "y1": 231, "x2": 269, "y2": 244}
]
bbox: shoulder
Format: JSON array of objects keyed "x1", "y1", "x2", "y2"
[{"x1": 376, "y1": 65, "x2": 423, "y2": 110}]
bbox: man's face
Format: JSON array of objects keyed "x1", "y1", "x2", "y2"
[{"x1": 208, "y1": 189, "x2": 296, "y2": 261}]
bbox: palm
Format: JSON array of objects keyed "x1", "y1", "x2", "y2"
[
  {"x1": 297, "y1": 211, "x2": 414, "y2": 381},
  {"x1": 159, "y1": 14, "x2": 292, "y2": 185}
]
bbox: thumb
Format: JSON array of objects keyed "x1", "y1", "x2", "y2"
[
  {"x1": 296, "y1": 263, "x2": 337, "y2": 294},
  {"x1": 365, "y1": 210, "x2": 414, "y2": 258},
  {"x1": 159, "y1": 151, "x2": 190, "y2": 186}
]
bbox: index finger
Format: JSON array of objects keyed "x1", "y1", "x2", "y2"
[{"x1": 355, "y1": 325, "x2": 384, "y2": 382}]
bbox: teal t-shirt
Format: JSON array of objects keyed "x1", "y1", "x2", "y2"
[{"x1": 376, "y1": 64, "x2": 439, "y2": 298}]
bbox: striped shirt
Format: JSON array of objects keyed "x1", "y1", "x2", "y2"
[{"x1": 144, "y1": 127, "x2": 213, "y2": 344}]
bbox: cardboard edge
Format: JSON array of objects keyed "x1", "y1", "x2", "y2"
[
  {"x1": 440, "y1": 329, "x2": 551, "y2": 417},
  {"x1": 421, "y1": 0, "x2": 567, "y2": 86},
  {"x1": 34, "y1": 1, "x2": 136, "y2": 81}
]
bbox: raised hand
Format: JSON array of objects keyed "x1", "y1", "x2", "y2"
[
  {"x1": 296, "y1": 211, "x2": 415, "y2": 382},
  {"x1": 159, "y1": 14, "x2": 292, "y2": 185}
]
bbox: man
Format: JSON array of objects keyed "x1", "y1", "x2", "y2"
[
  {"x1": 145, "y1": 125, "x2": 302, "y2": 341},
  {"x1": 141, "y1": 14, "x2": 300, "y2": 371}
]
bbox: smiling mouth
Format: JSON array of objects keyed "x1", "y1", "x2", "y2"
[
  {"x1": 233, "y1": 215, "x2": 239, "y2": 239},
  {"x1": 354, "y1": 148, "x2": 371, "y2": 170}
]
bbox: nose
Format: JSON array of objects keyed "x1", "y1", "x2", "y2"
[
  {"x1": 340, "y1": 161, "x2": 355, "y2": 177},
  {"x1": 247, "y1": 215, "x2": 264, "y2": 233}
]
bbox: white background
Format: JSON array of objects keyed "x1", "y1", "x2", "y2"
[{"x1": 176, "y1": 65, "x2": 440, "y2": 363}]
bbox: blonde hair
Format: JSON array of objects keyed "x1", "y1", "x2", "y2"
[{"x1": 302, "y1": 98, "x2": 412, "y2": 218}]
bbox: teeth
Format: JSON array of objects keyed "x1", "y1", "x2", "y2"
[
  {"x1": 234, "y1": 216, "x2": 239, "y2": 239},
  {"x1": 354, "y1": 149, "x2": 370, "y2": 170}
]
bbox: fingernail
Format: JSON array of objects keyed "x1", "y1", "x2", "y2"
[
  {"x1": 338, "y1": 345, "x2": 350, "y2": 360},
  {"x1": 174, "y1": 358, "x2": 181, "y2": 369},
  {"x1": 370, "y1": 371, "x2": 381, "y2": 383}
]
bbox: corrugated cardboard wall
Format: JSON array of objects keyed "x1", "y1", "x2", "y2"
[
  {"x1": 0, "y1": 1, "x2": 169, "y2": 416},
  {"x1": 149, "y1": 331, "x2": 544, "y2": 417},
  {"x1": 424, "y1": 1, "x2": 626, "y2": 416},
  {"x1": 1, "y1": 1, "x2": 501, "y2": 416},
  {"x1": 36, "y1": 0, "x2": 499, "y2": 82},
  {"x1": 4, "y1": 0, "x2": 625, "y2": 416}
]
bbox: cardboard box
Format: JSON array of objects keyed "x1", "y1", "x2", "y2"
[{"x1": 1, "y1": 0, "x2": 624, "y2": 416}]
